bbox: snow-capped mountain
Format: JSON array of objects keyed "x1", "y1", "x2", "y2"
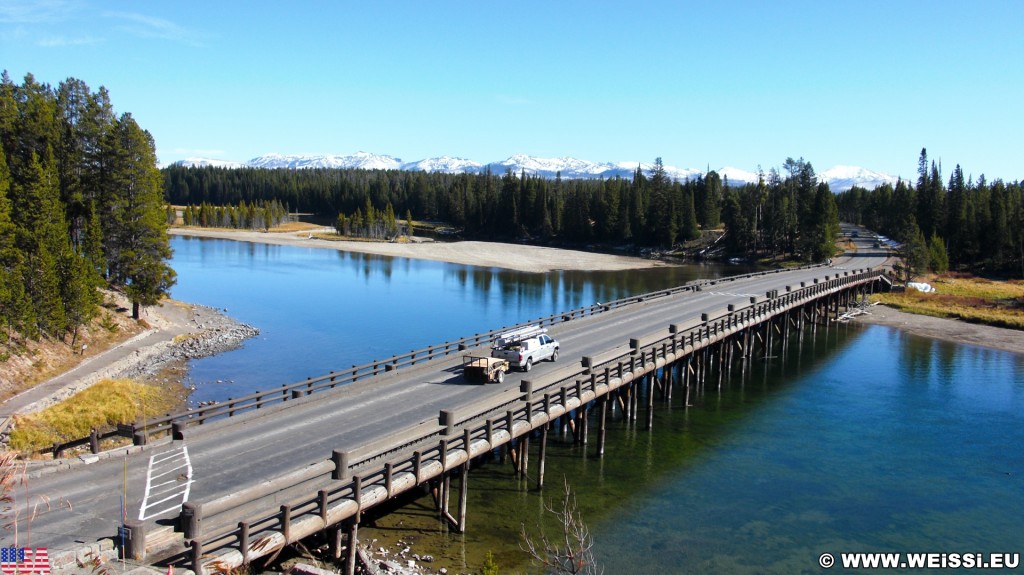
[
  {"x1": 171, "y1": 153, "x2": 893, "y2": 191},
  {"x1": 716, "y1": 167, "x2": 761, "y2": 186},
  {"x1": 487, "y1": 154, "x2": 619, "y2": 178},
  {"x1": 247, "y1": 152, "x2": 403, "y2": 171},
  {"x1": 819, "y1": 165, "x2": 901, "y2": 192},
  {"x1": 402, "y1": 156, "x2": 483, "y2": 173},
  {"x1": 176, "y1": 157, "x2": 247, "y2": 169}
]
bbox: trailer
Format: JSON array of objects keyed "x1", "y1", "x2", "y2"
[{"x1": 463, "y1": 355, "x2": 509, "y2": 383}]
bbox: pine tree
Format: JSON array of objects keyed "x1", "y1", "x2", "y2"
[
  {"x1": 0, "y1": 144, "x2": 29, "y2": 339},
  {"x1": 82, "y1": 200, "x2": 105, "y2": 276},
  {"x1": 103, "y1": 114, "x2": 175, "y2": 319},
  {"x1": 679, "y1": 184, "x2": 700, "y2": 241},
  {"x1": 647, "y1": 158, "x2": 675, "y2": 247},
  {"x1": 807, "y1": 182, "x2": 839, "y2": 262},
  {"x1": 702, "y1": 170, "x2": 722, "y2": 228},
  {"x1": 987, "y1": 180, "x2": 1010, "y2": 268},
  {"x1": 15, "y1": 151, "x2": 67, "y2": 336},
  {"x1": 928, "y1": 233, "x2": 949, "y2": 273}
]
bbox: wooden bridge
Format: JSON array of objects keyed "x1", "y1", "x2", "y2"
[{"x1": 17, "y1": 246, "x2": 891, "y2": 575}]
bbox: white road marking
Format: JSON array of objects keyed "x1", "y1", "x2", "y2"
[
  {"x1": 139, "y1": 444, "x2": 193, "y2": 520},
  {"x1": 707, "y1": 291, "x2": 758, "y2": 298}
]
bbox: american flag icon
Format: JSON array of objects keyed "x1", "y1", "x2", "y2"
[{"x1": 0, "y1": 548, "x2": 50, "y2": 574}]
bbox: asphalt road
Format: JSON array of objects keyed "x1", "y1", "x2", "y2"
[{"x1": 13, "y1": 239, "x2": 888, "y2": 555}]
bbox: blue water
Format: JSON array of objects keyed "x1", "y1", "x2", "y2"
[
  {"x1": 168, "y1": 235, "x2": 749, "y2": 403},
  {"x1": 584, "y1": 327, "x2": 1024, "y2": 574},
  {"x1": 362, "y1": 324, "x2": 1024, "y2": 574},
  {"x1": 167, "y1": 236, "x2": 1024, "y2": 574}
]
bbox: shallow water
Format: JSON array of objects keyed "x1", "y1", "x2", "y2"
[
  {"x1": 167, "y1": 236, "x2": 1024, "y2": 574},
  {"x1": 168, "y1": 235, "x2": 752, "y2": 404},
  {"x1": 360, "y1": 324, "x2": 1024, "y2": 575}
]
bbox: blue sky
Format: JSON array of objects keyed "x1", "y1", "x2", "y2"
[{"x1": 2, "y1": 0, "x2": 1022, "y2": 181}]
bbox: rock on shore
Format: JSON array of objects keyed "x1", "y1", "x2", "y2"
[{"x1": 117, "y1": 304, "x2": 260, "y2": 381}]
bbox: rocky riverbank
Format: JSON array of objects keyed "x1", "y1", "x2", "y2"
[
  {"x1": 3, "y1": 301, "x2": 259, "y2": 416},
  {"x1": 115, "y1": 304, "x2": 260, "y2": 382}
]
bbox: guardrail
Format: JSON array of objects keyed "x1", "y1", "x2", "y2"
[
  {"x1": 179, "y1": 268, "x2": 884, "y2": 572},
  {"x1": 42, "y1": 262, "x2": 835, "y2": 456}
]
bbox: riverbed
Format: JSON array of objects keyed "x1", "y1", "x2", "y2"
[{"x1": 167, "y1": 236, "x2": 1024, "y2": 575}]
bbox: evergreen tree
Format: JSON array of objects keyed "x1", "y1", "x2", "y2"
[
  {"x1": 82, "y1": 199, "x2": 105, "y2": 276},
  {"x1": 679, "y1": 184, "x2": 700, "y2": 241},
  {"x1": 103, "y1": 114, "x2": 175, "y2": 319},
  {"x1": 944, "y1": 164, "x2": 968, "y2": 267},
  {"x1": 14, "y1": 151, "x2": 67, "y2": 336},
  {"x1": 916, "y1": 149, "x2": 945, "y2": 240},
  {"x1": 0, "y1": 144, "x2": 31, "y2": 339},
  {"x1": 701, "y1": 170, "x2": 722, "y2": 228},
  {"x1": 986, "y1": 180, "x2": 1010, "y2": 268},
  {"x1": 928, "y1": 233, "x2": 949, "y2": 273},
  {"x1": 647, "y1": 158, "x2": 676, "y2": 247},
  {"x1": 808, "y1": 182, "x2": 839, "y2": 262},
  {"x1": 902, "y1": 223, "x2": 929, "y2": 281}
]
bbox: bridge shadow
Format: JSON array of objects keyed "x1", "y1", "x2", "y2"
[{"x1": 424, "y1": 365, "x2": 506, "y2": 386}]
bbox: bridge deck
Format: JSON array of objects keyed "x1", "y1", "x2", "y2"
[{"x1": 16, "y1": 242, "x2": 889, "y2": 572}]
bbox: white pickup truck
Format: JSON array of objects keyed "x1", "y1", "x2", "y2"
[{"x1": 490, "y1": 325, "x2": 559, "y2": 372}]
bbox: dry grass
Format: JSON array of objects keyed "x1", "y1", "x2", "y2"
[
  {"x1": 873, "y1": 274, "x2": 1024, "y2": 330},
  {"x1": 0, "y1": 293, "x2": 144, "y2": 402},
  {"x1": 312, "y1": 232, "x2": 415, "y2": 243},
  {"x1": 173, "y1": 221, "x2": 322, "y2": 234},
  {"x1": 8, "y1": 378, "x2": 185, "y2": 452},
  {"x1": 265, "y1": 221, "x2": 321, "y2": 233}
]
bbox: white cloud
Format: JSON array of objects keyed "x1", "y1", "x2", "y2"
[
  {"x1": 0, "y1": 0, "x2": 81, "y2": 24},
  {"x1": 37, "y1": 34, "x2": 101, "y2": 47},
  {"x1": 104, "y1": 11, "x2": 205, "y2": 47}
]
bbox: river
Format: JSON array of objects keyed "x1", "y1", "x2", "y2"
[{"x1": 168, "y1": 236, "x2": 1024, "y2": 574}]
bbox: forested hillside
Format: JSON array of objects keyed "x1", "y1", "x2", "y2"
[
  {"x1": 166, "y1": 149, "x2": 1023, "y2": 279},
  {"x1": 837, "y1": 149, "x2": 1023, "y2": 277},
  {"x1": 0, "y1": 72, "x2": 174, "y2": 353},
  {"x1": 165, "y1": 156, "x2": 844, "y2": 262},
  {"x1": 163, "y1": 158, "x2": 722, "y2": 247}
]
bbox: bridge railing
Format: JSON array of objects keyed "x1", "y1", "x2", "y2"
[
  {"x1": 179, "y1": 269, "x2": 883, "y2": 569},
  {"x1": 42, "y1": 262, "x2": 839, "y2": 456}
]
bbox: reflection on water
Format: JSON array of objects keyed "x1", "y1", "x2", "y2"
[
  {"x1": 169, "y1": 236, "x2": 754, "y2": 404},
  {"x1": 169, "y1": 236, "x2": 1023, "y2": 574},
  {"x1": 360, "y1": 324, "x2": 1024, "y2": 575}
]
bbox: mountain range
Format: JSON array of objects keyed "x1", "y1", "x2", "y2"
[{"x1": 171, "y1": 152, "x2": 902, "y2": 192}]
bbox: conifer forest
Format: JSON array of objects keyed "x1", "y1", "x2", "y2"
[
  {"x1": 3, "y1": 70, "x2": 1022, "y2": 356},
  {"x1": 0, "y1": 72, "x2": 175, "y2": 350}
]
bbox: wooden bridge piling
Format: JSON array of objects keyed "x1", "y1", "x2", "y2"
[
  {"x1": 646, "y1": 374, "x2": 655, "y2": 430},
  {"x1": 537, "y1": 425, "x2": 548, "y2": 490},
  {"x1": 166, "y1": 270, "x2": 886, "y2": 574}
]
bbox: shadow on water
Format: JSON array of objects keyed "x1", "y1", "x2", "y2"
[
  {"x1": 168, "y1": 237, "x2": 1023, "y2": 573},
  {"x1": 358, "y1": 323, "x2": 1024, "y2": 575},
  {"x1": 168, "y1": 236, "x2": 756, "y2": 404}
]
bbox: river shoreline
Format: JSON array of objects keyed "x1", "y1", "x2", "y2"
[
  {"x1": 170, "y1": 227, "x2": 667, "y2": 273},
  {"x1": 7, "y1": 233, "x2": 1020, "y2": 575},
  {"x1": 170, "y1": 226, "x2": 1024, "y2": 355},
  {"x1": 851, "y1": 303, "x2": 1024, "y2": 355},
  {"x1": 2, "y1": 300, "x2": 259, "y2": 417}
]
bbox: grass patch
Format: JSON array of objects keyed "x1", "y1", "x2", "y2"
[
  {"x1": 9, "y1": 378, "x2": 182, "y2": 453},
  {"x1": 873, "y1": 274, "x2": 1024, "y2": 330},
  {"x1": 172, "y1": 221, "x2": 321, "y2": 233},
  {"x1": 267, "y1": 221, "x2": 321, "y2": 233}
]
